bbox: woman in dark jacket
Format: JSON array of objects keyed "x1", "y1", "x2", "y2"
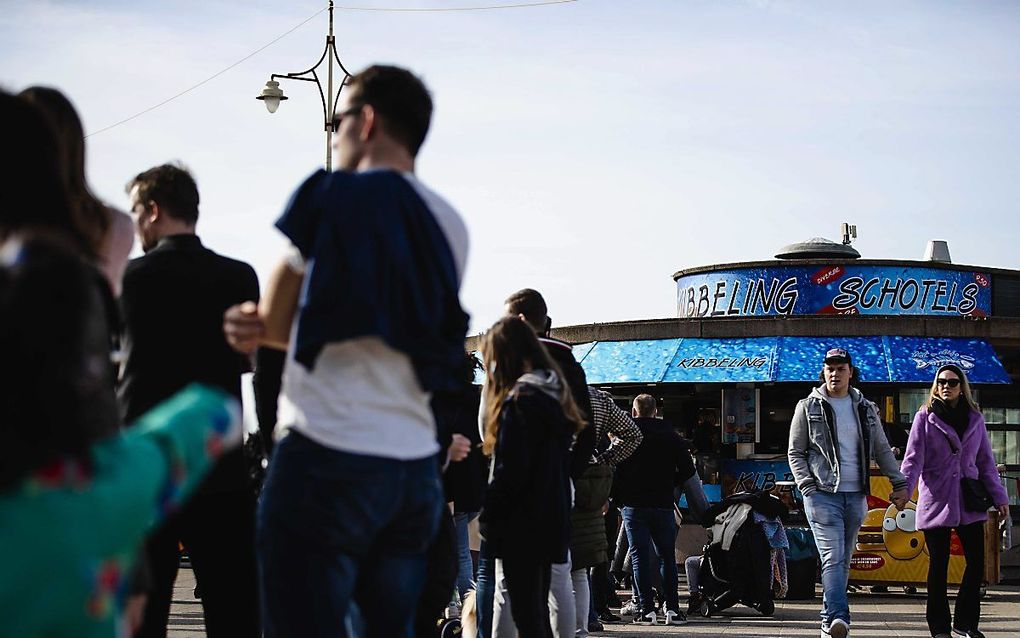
[
  {"x1": 899, "y1": 364, "x2": 1009, "y2": 638},
  {"x1": 478, "y1": 317, "x2": 585, "y2": 638}
]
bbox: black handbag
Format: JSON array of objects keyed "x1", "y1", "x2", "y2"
[
  {"x1": 941, "y1": 429, "x2": 994, "y2": 512},
  {"x1": 961, "y1": 477, "x2": 993, "y2": 512}
]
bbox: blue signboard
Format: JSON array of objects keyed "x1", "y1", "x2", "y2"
[
  {"x1": 676, "y1": 265, "x2": 992, "y2": 318},
  {"x1": 576, "y1": 336, "x2": 1011, "y2": 384}
]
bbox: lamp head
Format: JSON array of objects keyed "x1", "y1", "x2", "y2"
[{"x1": 256, "y1": 79, "x2": 288, "y2": 113}]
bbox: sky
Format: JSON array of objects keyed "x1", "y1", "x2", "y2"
[{"x1": 3, "y1": 0, "x2": 1019, "y2": 334}]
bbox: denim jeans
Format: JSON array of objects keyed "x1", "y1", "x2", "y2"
[
  {"x1": 454, "y1": 511, "x2": 479, "y2": 599},
  {"x1": 620, "y1": 507, "x2": 679, "y2": 613},
  {"x1": 257, "y1": 431, "x2": 443, "y2": 638},
  {"x1": 476, "y1": 541, "x2": 494, "y2": 638},
  {"x1": 802, "y1": 491, "x2": 867, "y2": 628}
]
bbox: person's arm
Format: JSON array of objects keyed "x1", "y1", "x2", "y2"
[
  {"x1": 867, "y1": 401, "x2": 909, "y2": 503},
  {"x1": 975, "y1": 415, "x2": 1011, "y2": 514},
  {"x1": 223, "y1": 253, "x2": 302, "y2": 354},
  {"x1": 591, "y1": 389, "x2": 643, "y2": 466},
  {"x1": 896, "y1": 411, "x2": 926, "y2": 510},
  {"x1": 787, "y1": 400, "x2": 817, "y2": 497}
]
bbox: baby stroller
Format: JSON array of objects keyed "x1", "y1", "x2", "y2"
[{"x1": 689, "y1": 491, "x2": 788, "y2": 617}]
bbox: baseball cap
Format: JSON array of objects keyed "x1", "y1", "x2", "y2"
[{"x1": 824, "y1": 348, "x2": 852, "y2": 365}]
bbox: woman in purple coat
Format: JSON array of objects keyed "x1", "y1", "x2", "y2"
[{"x1": 900, "y1": 364, "x2": 1009, "y2": 638}]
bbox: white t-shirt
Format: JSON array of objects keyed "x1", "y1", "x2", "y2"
[
  {"x1": 275, "y1": 173, "x2": 468, "y2": 460},
  {"x1": 828, "y1": 394, "x2": 863, "y2": 492}
]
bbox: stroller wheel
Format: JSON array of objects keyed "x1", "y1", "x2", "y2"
[
  {"x1": 699, "y1": 600, "x2": 712, "y2": 617},
  {"x1": 438, "y1": 617, "x2": 461, "y2": 637}
]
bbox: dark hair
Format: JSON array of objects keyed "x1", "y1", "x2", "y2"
[
  {"x1": 346, "y1": 65, "x2": 433, "y2": 156},
  {"x1": 18, "y1": 87, "x2": 108, "y2": 259},
  {"x1": 0, "y1": 237, "x2": 118, "y2": 489},
  {"x1": 480, "y1": 316, "x2": 585, "y2": 455},
  {"x1": 504, "y1": 288, "x2": 549, "y2": 333},
  {"x1": 0, "y1": 91, "x2": 89, "y2": 255},
  {"x1": 126, "y1": 163, "x2": 200, "y2": 225}
]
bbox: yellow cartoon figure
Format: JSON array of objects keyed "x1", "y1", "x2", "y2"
[{"x1": 881, "y1": 502, "x2": 925, "y2": 560}]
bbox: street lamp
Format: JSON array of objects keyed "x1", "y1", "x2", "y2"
[{"x1": 256, "y1": 1, "x2": 351, "y2": 170}]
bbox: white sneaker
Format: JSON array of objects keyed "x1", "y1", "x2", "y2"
[
  {"x1": 634, "y1": 611, "x2": 657, "y2": 625},
  {"x1": 620, "y1": 599, "x2": 639, "y2": 615},
  {"x1": 825, "y1": 618, "x2": 849, "y2": 638},
  {"x1": 664, "y1": 609, "x2": 686, "y2": 625}
]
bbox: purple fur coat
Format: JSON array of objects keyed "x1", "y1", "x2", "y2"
[{"x1": 900, "y1": 406, "x2": 1009, "y2": 530}]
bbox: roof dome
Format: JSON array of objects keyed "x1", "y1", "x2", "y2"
[{"x1": 775, "y1": 237, "x2": 861, "y2": 260}]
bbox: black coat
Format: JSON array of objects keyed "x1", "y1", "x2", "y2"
[
  {"x1": 479, "y1": 383, "x2": 574, "y2": 562},
  {"x1": 614, "y1": 418, "x2": 696, "y2": 509}
]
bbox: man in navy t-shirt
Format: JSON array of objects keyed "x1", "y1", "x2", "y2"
[{"x1": 224, "y1": 65, "x2": 469, "y2": 638}]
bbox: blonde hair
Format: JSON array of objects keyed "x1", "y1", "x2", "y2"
[
  {"x1": 925, "y1": 364, "x2": 980, "y2": 412},
  {"x1": 480, "y1": 316, "x2": 585, "y2": 456}
]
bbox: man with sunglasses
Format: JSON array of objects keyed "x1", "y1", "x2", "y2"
[
  {"x1": 223, "y1": 65, "x2": 469, "y2": 638},
  {"x1": 788, "y1": 348, "x2": 908, "y2": 638}
]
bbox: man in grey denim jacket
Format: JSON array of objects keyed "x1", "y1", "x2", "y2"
[{"x1": 788, "y1": 348, "x2": 908, "y2": 638}]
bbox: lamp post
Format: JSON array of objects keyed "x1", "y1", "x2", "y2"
[{"x1": 256, "y1": 1, "x2": 351, "y2": 170}]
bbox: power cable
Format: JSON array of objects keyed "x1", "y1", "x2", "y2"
[{"x1": 85, "y1": 0, "x2": 577, "y2": 138}]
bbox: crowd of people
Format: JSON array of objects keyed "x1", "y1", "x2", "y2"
[{"x1": 0, "y1": 61, "x2": 1011, "y2": 638}]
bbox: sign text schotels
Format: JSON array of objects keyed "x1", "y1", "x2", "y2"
[{"x1": 676, "y1": 265, "x2": 992, "y2": 318}]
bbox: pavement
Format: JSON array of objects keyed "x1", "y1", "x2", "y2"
[{"x1": 169, "y1": 567, "x2": 1020, "y2": 637}]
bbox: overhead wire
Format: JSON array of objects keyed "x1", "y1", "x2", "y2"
[{"x1": 84, "y1": 0, "x2": 577, "y2": 138}]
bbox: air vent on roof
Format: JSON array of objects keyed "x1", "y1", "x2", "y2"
[{"x1": 775, "y1": 237, "x2": 861, "y2": 260}]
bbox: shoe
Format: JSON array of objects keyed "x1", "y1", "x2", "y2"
[
  {"x1": 633, "y1": 610, "x2": 657, "y2": 625},
  {"x1": 826, "y1": 618, "x2": 849, "y2": 638},
  {"x1": 933, "y1": 634, "x2": 952, "y2": 638},
  {"x1": 687, "y1": 592, "x2": 704, "y2": 615},
  {"x1": 587, "y1": 619, "x2": 604, "y2": 632},
  {"x1": 952, "y1": 630, "x2": 986, "y2": 638},
  {"x1": 755, "y1": 600, "x2": 775, "y2": 617},
  {"x1": 620, "y1": 599, "x2": 640, "y2": 615},
  {"x1": 598, "y1": 610, "x2": 621, "y2": 623},
  {"x1": 664, "y1": 608, "x2": 686, "y2": 625}
]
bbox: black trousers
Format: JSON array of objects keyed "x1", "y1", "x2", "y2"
[
  {"x1": 501, "y1": 557, "x2": 553, "y2": 638},
  {"x1": 592, "y1": 506, "x2": 620, "y2": 613},
  {"x1": 134, "y1": 489, "x2": 260, "y2": 638},
  {"x1": 923, "y1": 521, "x2": 985, "y2": 636}
]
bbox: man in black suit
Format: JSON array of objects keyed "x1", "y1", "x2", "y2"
[{"x1": 120, "y1": 163, "x2": 260, "y2": 638}]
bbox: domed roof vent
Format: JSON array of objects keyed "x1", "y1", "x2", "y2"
[{"x1": 775, "y1": 236, "x2": 861, "y2": 260}]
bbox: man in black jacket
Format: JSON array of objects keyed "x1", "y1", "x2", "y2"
[
  {"x1": 120, "y1": 163, "x2": 260, "y2": 638},
  {"x1": 614, "y1": 394, "x2": 694, "y2": 626}
]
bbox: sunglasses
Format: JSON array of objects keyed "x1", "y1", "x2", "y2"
[
  {"x1": 330, "y1": 105, "x2": 365, "y2": 131},
  {"x1": 936, "y1": 378, "x2": 961, "y2": 388}
]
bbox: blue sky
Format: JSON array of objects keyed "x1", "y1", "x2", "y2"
[{"x1": 3, "y1": 0, "x2": 1019, "y2": 332}]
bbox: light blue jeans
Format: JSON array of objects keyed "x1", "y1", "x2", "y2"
[
  {"x1": 802, "y1": 491, "x2": 867, "y2": 628},
  {"x1": 454, "y1": 511, "x2": 478, "y2": 599}
]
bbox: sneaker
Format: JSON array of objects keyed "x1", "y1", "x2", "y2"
[
  {"x1": 686, "y1": 592, "x2": 705, "y2": 616},
  {"x1": 952, "y1": 630, "x2": 986, "y2": 638},
  {"x1": 598, "y1": 610, "x2": 621, "y2": 623},
  {"x1": 664, "y1": 608, "x2": 687, "y2": 625},
  {"x1": 587, "y1": 619, "x2": 604, "y2": 633},
  {"x1": 620, "y1": 599, "x2": 640, "y2": 616},
  {"x1": 826, "y1": 618, "x2": 849, "y2": 638},
  {"x1": 633, "y1": 610, "x2": 657, "y2": 625}
]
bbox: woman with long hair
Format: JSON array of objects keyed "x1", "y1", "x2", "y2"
[
  {"x1": 18, "y1": 86, "x2": 134, "y2": 296},
  {"x1": 478, "y1": 317, "x2": 585, "y2": 638},
  {"x1": 899, "y1": 364, "x2": 1009, "y2": 638}
]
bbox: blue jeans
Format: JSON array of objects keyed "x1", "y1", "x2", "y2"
[
  {"x1": 620, "y1": 507, "x2": 679, "y2": 613},
  {"x1": 475, "y1": 541, "x2": 494, "y2": 638},
  {"x1": 257, "y1": 431, "x2": 443, "y2": 638},
  {"x1": 802, "y1": 491, "x2": 867, "y2": 628},
  {"x1": 454, "y1": 511, "x2": 478, "y2": 599}
]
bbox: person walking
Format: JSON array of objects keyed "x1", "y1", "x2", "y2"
[
  {"x1": 223, "y1": 65, "x2": 470, "y2": 638},
  {"x1": 614, "y1": 394, "x2": 692, "y2": 626},
  {"x1": 119, "y1": 163, "x2": 261, "y2": 638},
  {"x1": 898, "y1": 365, "x2": 1010, "y2": 638},
  {"x1": 788, "y1": 347, "x2": 908, "y2": 638},
  {"x1": 478, "y1": 317, "x2": 584, "y2": 638}
]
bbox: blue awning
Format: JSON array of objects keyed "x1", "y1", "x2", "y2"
[{"x1": 572, "y1": 336, "x2": 1011, "y2": 385}]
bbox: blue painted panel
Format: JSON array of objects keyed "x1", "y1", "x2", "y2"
[
  {"x1": 774, "y1": 336, "x2": 889, "y2": 383},
  {"x1": 572, "y1": 341, "x2": 597, "y2": 364},
  {"x1": 580, "y1": 339, "x2": 680, "y2": 384},
  {"x1": 662, "y1": 337, "x2": 778, "y2": 383},
  {"x1": 885, "y1": 336, "x2": 1011, "y2": 384}
]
